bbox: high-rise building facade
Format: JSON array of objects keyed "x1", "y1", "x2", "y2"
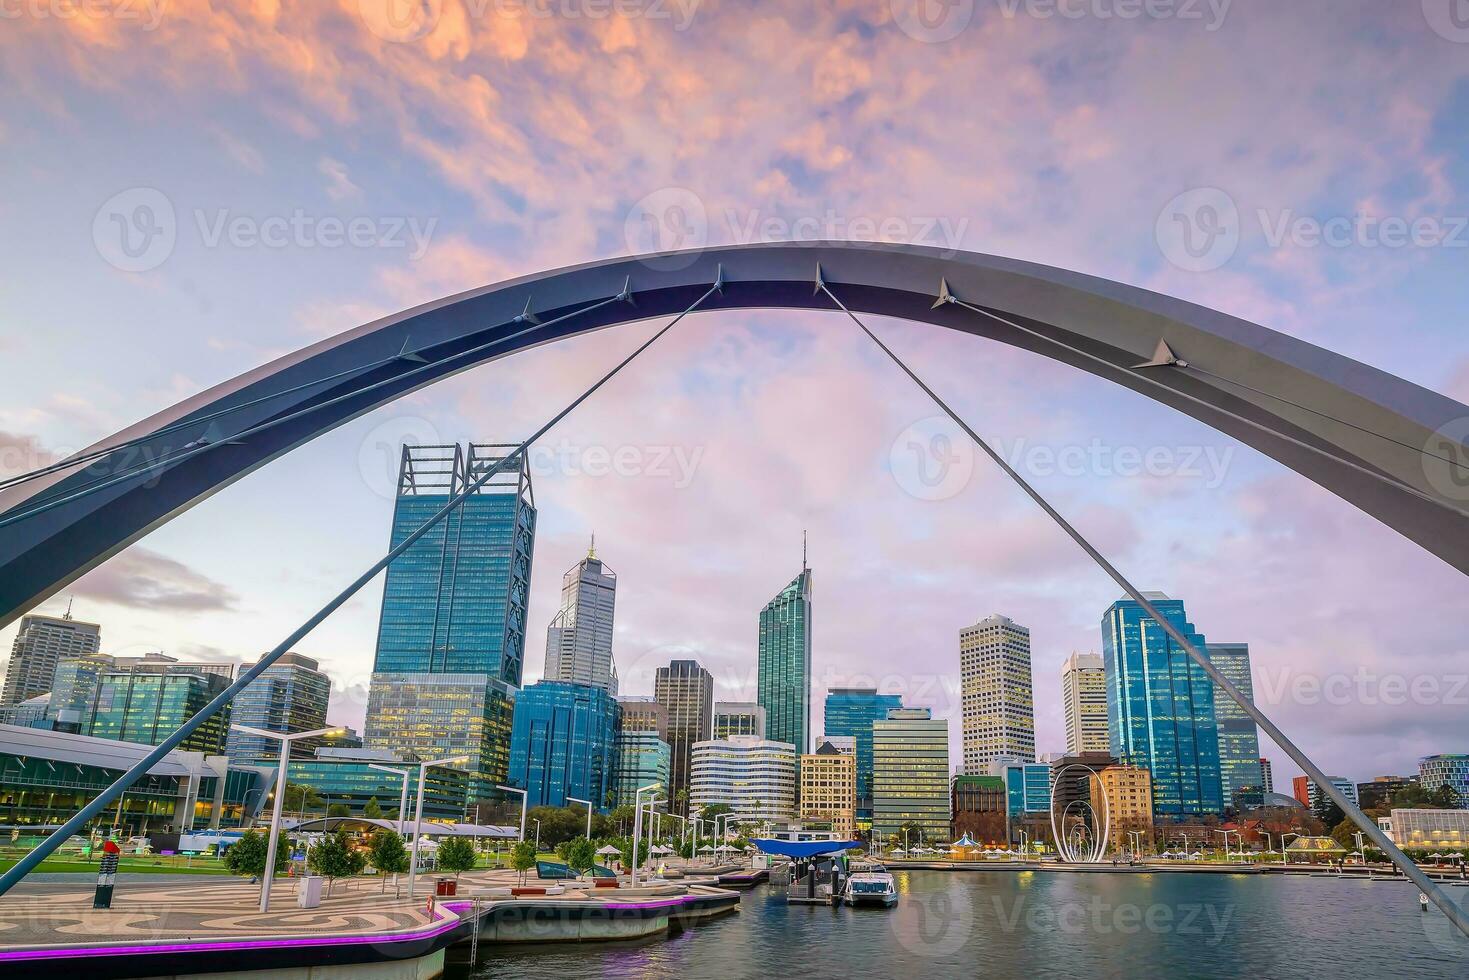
[
  {"x1": 871, "y1": 707, "x2": 951, "y2": 844},
  {"x1": 543, "y1": 542, "x2": 618, "y2": 694},
  {"x1": 617, "y1": 696, "x2": 667, "y2": 738},
  {"x1": 1090, "y1": 765, "x2": 1154, "y2": 849},
  {"x1": 1259, "y1": 757, "x2": 1274, "y2": 794},
  {"x1": 713, "y1": 701, "x2": 767, "y2": 740},
  {"x1": 1418, "y1": 754, "x2": 1469, "y2": 808},
  {"x1": 2, "y1": 611, "x2": 101, "y2": 706},
  {"x1": 87, "y1": 666, "x2": 233, "y2": 754},
  {"x1": 799, "y1": 738, "x2": 857, "y2": 838},
  {"x1": 614, "y1": 729, "x2": 671, "y2": 808},
  {"x1": 991, "y1": 755, "x2": 1053, "y2": 818},
  {"x1": 1102, "y1": 593, "x2": 1223, "y2": 817},
  {"x1": 654, "y1": 659, "x2": 713, "y2": 811},
  {"x1": 1293, "y1": 774, "x2": 1360, "y2": 816},
  {"x1": 1061, "y1": 651, "x2": 1108, "y2": 755},
  {"x1": 506, "y1": 680, "x2": 621, "y2": 810},
  {"x1": 1357, "y1": 775, "x2": 1418, "y2": 811},
  {"x1": 223, "y1": 652, "x2": 332, "y2": 766},
  {"x1": 46, "y1": 652, "x2": 116, "y2": 733},
  {"x1": 959, "y1": 615, "x2": 1035, "y2": 773},
  {"x1": 824, "y1": 688, "x2": 903, "y2": 822},
  {"x1": 364, "y1": 444, "x2": 536, "y2": 799},
  {"x1": 1204, "y1": 642, "x2": 1262, "y2": 810},
  {"x1": 758, "y1": 565, "x2": 812, "y2": 757},
  {"x1": 690, "y1": 735, "x2": 797, "y2": 825}
]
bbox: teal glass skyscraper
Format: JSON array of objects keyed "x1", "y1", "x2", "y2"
[
  {"x1": 364, "y1": 444, "x2": 536, "y2": 798},
  {"x1": 1102, "y1": 593, "x2": 1223, "y2": 817},
  {"x1": 824, "y1": 687, "x2": 902, "y2": 820},
  {"x1": 1204, "y1": 641, "x2": 1263, "y2": 811},
  {"x1": 758, "y1": 560, "x2": 812, "y2": 756},
  {"x1": 507, "y1": 681, "x2": 620, "y2": 810}
]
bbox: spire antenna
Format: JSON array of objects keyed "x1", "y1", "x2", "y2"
[
  {"x1": 802, "y1": 530, "x2": 808, "y2": 570},
  {"x1": 589, "y1": 532, "x2": 596, "y2": 560}
]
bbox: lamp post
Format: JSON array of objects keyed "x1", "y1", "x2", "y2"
[
  {"x1": 229, "y1": 724, "x2": 343, "y2": 913},
  {"x1": 532, "y1": 818, "x2": 541, "y2": 855},
  {"x1": 495, "y1": 784, "x2": 529, "y2": 842},
  {"x1": 1214, "y1": 829, "x2": 1239, "y2": 862},
  {"x1": 367, "y1": 764, "x2": 411, "y2": 835},
  {"x1": 1282, "y1": 832, "x2": 1301, "y2": 865},
  {"x1": 407, "y1": 755, "x2": 468, "y2": 899},
  {"x1": 567, "y1": 797, "x2": 594, "y2": 840},
  {"x1": 630, "y1": 783, "x2": 661, "y2": 887}
]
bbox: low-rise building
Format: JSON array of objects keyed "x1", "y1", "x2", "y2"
[
  {"x1": 800, "y1": 738, "x2": 856, "y2": 838},
  {"x1": 951, "y1": 774, "x2": 1007, "y2": 845},
  {"x1": 282, "y1": 748, "x2": 472, "y2": 822},
  {"x1": 1417, "y1": 755, "x2": 1469, "y2": 808},
  {"x1": 614, "y1": 729, "x2": 671, "y2": 808},
  {"x1": 1377, "y1": 808, "x2": 1469, "y2": 849},
  {"x1": 690, "y1": 735, "x2": 797, "y2": 825},
  {"x1": 713, "y1": 701, "x2": 767, "y2": 740}
]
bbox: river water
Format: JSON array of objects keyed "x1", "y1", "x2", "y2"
[{"x1": 459, "y1": 869, "x2": 1469, "y2": 979}]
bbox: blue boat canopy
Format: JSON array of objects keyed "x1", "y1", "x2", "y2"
[{"x1": 750, "y1": 838, "x2": 862, "y2": 859}]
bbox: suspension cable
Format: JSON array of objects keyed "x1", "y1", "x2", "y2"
[
  {"x1": 820, "y1": 277, "x2": 1469, "y2": 939},
  {"x1": 939, "y1": 291, "x2": 1469, "y2": 521},
  {"x1": 0, "y1": 292, "x2": 626, "y2": 530},
  {"x1": 0, "y1": 275, "x2": 721, "y2": 900}
]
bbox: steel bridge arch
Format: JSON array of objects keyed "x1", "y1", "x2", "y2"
[{"x1": 2, "y1": 240, "x2": 1466, "y2": 628}]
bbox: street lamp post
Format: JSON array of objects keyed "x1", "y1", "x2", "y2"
[
  {"x1": 407, "y1": 755, "x2": 468, "y2": 899},
  {"x1": 630, "y1": 783, "x2": 661, "y2": 887},
  {"x1": 567, "y1": 797, "x2": 594, "y2": 840},
  {"x1": 532, "y1": 818, "x2": 541, "y2": 855},
  {"x1": 229, "y1": 724, "x2": 343, "y2": 913},
  {"x1": 1282, "y1": 832, "x2": 1301, "y2": 865},
  {"x1": 367, "y1": 764, "x2": 410, "y2": 835},
  {"x1": 495, "y1": 784, "x2": 529, "y2": 842}
]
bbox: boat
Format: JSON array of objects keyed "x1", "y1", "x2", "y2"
[{"x1": 843, "y1": 863, "x2": 898, "y2": 907}]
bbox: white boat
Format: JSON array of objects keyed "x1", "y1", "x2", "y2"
[{"x1": 844, "y1": 864, "x2": 898, "y2": 907}]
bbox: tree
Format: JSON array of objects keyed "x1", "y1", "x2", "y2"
[
  {"x1": 526, "y1": 805, "x2": 584, "y2": 848},
  {"x1": 327, "y1": 803, "x2": 352, "y2": 818},
  {"x1": 1330, "y1": 818, "x2": 1360, "y2": 852},
  {"x1": 282, "y1": 783, "x2": 324, "y2": 815},
  {"x1": 368, "y1": 829, "x2": 410, "y2": 894},
  {"x1": 510, "y1": 839, "x2": 538, "y2": 886},
  {"x1": 436, "y1": 837, "x2": 478, "y2": 880},
  {"x1": 363, "y1": 797, "x2": 385, "y2": 820},
  {"x1": 559, "y1": 836, "x2": 596, "y2": 876},
  {"x1": 223, "y1": 830, "x2": 289, "y2": 879},
  {"x1": 308, "y1": 828, "x2": 366, "y2": 894}
]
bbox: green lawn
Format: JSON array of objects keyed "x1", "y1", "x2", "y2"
[{"x1": 0, "y1": 857, "x2": 231, "y2": 875}]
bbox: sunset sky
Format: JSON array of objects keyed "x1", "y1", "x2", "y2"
[{"x1": 2, "y1": 1, "x2": 1467, "y2": 786}]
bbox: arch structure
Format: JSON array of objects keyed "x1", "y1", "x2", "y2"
[
  {"x1": 1050, "y1": 764, "x2": 1110, "y2": 864},
  {"x1": 2, "y1": 241, "x2": 1466, "y2": 628}
]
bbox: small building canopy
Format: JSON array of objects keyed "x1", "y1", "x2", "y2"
[{"x1": 750, "y1": 838, "x2": 861, "y2": 859}]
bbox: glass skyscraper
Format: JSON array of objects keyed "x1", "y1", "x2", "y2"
[
  {"x1": 506, "y1": 681, "x2": 621, "y2": 810},
  {"x1": 758, "y1": 564, "x2": 812, "y2": 756},
  {"x1": 824, "y1": 687, "x2": 903, "y2": 821},
  {"x1": 224, "y1": 652, "x2": 332, "y2": 767},
  {"x1": 88, "y1": 667, "x2": 232, "y2": 754},
  {"x1": 614, "y1": 729, "x2": 671, "y2": 808},
  {"x1": 364, "y1": 444, "x2": 536, "y2": 800},
  {"x1": 1102, "y1": 593, "x2": 1224, "y2": 817},
  {"x1": 543, "y1": 541, "x2": 618, "y2": 694},
  {"x1": 1204, "y1": 642, "x2": 1262, "y2": 811}
]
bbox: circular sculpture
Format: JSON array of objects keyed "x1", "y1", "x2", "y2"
[{"x1": 1049, "y1": 764, "x2": 1111, "y2": 864}]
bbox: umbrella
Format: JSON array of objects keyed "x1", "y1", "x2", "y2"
[
  {"x1": 596, "y1": 844, "x2": 622, "y2": 856},
  {"x1": 891, "y1": 847, "x2": 907, "y2": 855},
  {"x1": 698, "y1": 845, "x2": 715, "y2": 853},
  {"x1": 650, "y1": 845, "x2": 673, "y2": 855}
]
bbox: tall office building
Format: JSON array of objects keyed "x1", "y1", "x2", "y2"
[
  {"x1": 800, "y1": 738, "x2": 857, "y2": 838},
  {"x1": 872, "y1": 707, "x2": 951, "y2": 844},
  {"x1": 223, "y1": 652, "x2": 332, "y2": 766},
  {"x1": 2, "y1": 609, "x2": 101, "y2": 706},
  {"x1": 690, "y1": 735, "x2": 797, "y2": 825},
  {"x1": 87, "y1": 663, "x2": 233, "y2": 754},
  {"x1": 959, "y1": 614, "x2": 1035, "y2": 773},
  {"x1": 1293, "y1": 775, "x2": 1360, "y2": 816},
  {"x1": 543, "y1": 540, "x2": 618, "y2": 694},
  {"x1": 617, "y1": 696, "x2": 667, "y2": 739},
  {"x1": 364, "y1": 444, "x2": 536, "y2": 799},
  {"x1": 506, "y1": 680, "x2": 621, "y2": 810},
  {"x1": 824, "y1": 687, "x2": 903, "y2": 822},
  {"x1": 1204, "y1": 642, "x2": 1262, "y2": 810},
  {"x1": 1061, "y1": 652, "x2": 1108, "y2": 755},
  {"x1": 1259, "y1": 757, "x2": 1274, "y2": 794},
  {"x1": 1102, "y1": 593, "x2": 1223, "y2": 817},
  {"x1": 713, "y1": 701, "x2": 766, "y2": 740},
  {"x1": 46, "y1": 651, "x2": 116, "y2": 733},
  {"x1": 614, "y1": 729, "x2": 671, "y2": 808},
  {"x1": 654, "y1": 659, "x2": 713, "y2": 811},
  {"x1": 757, "y1": 561, "x2": 812, "y2": 756}
]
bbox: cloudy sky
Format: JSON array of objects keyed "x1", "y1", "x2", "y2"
[{"x1": 1, "y1": 1, "x2": 1467, "y2": 788}]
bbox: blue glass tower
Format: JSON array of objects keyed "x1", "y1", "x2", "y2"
[
  {"x1": 507, "y1": 681, "x2": 621, "y2": 810},
  {"x1": 824, "y1": 688, "x2": 903, "y2": 821},
  {"x1": 364, "y1": 444, "x2": 536, "y2": 799},
  {"x1": 1102, "y1": 593, "x2": 1223, "y2": 817},
  {"x1": 758, "y1": 564, "x2": 812, "y2": 756}
]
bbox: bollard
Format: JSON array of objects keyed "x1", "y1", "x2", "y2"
[{"x1": 93, "y1": 840, "x2": 120, "y2": 909}]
